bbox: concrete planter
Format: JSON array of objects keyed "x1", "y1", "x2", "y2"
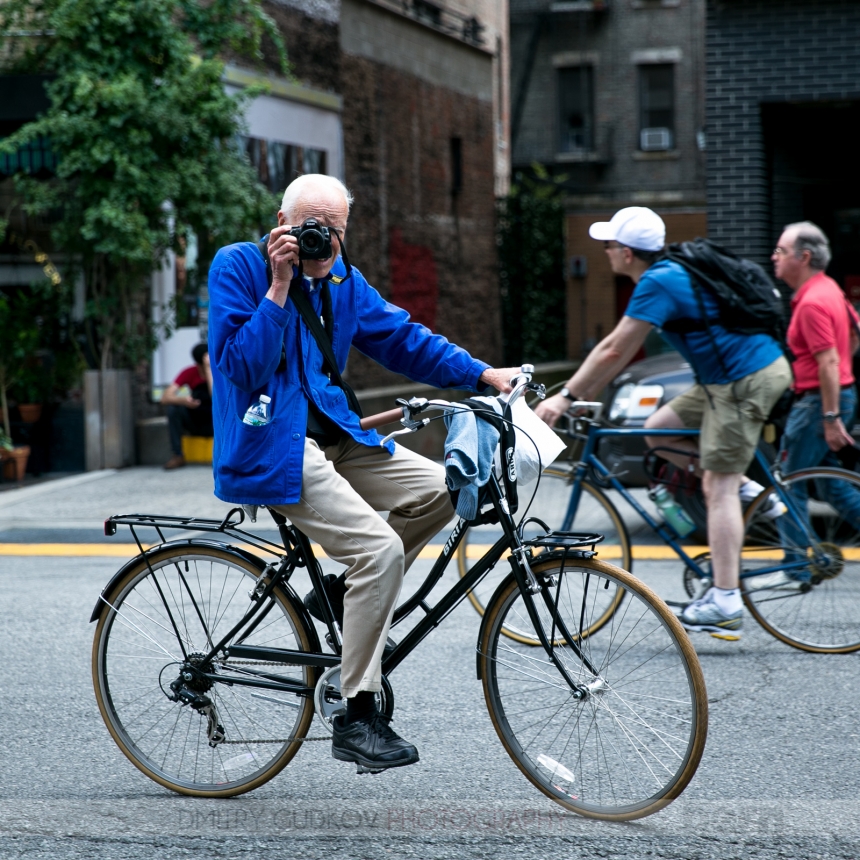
[
  {"x1": 1, "y1": 445, "x2": 30, "y2": 482},
  {"x1": 84, "y1": 370, "x2": 134, "y2": 470}
]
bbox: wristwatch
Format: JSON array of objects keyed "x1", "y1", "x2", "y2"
[
  {"x1": 560, "y1": 387, "x2": 578, "y2": 402},
  {"x1": 823, "y1": 412, "x2": 839, "y2": 424}
]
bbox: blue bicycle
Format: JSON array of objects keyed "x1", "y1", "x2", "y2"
[{"x1": 459, "y1": 403, "x2": 860, "y2": 653}]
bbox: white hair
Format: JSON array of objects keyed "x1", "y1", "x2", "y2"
[
  {"x1": 785, "y1": 220, "x2": 831, "y2": 271},
  {"x1": 280, "y1": 174, "x2": 353, "y2": 221}
]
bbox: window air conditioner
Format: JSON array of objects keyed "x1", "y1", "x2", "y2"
[{"x1": 640, "y1": 127, "x2": 673, "y2": 151}]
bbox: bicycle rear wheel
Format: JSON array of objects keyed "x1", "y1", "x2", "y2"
[
  {"x1": 458, "y1": 469, "x2": 631, "y2": 645},
  {"x1": 479, "y1": 556, "x2": 707, "y2": 821},
  {"x1": 92, "y1": 545, "x2": 317, "y2": 797},
  {"x1": 741, "y1": 467, "x2": 860, "y2": 653}
]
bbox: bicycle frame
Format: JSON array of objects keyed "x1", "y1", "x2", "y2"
[
  {"x1": 561, "y1": 423, "x2": 827, "y2": 582},
  {"x1": 102, "y1": 473, "x2": 602, "y2": 705}
]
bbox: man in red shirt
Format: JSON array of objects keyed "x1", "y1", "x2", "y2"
[
  {"x1": 161, "y1": 343, "x2": 213, "y2": 469},
  {"x1": 775, "y1": 221, "x2": 859, "y2": 459},
  {"x1": 770, "y1": 222, "x2": 860, "y2": 556}
]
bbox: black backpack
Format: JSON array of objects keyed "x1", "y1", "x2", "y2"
[{"x1": 662, "y1": 238, "x2": 789, "y2": 352}]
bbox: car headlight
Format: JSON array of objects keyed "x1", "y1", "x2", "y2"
[
  {"x1": 609, "y1": 383, "x2": 635, "y2": 421},
  {"x1": 609, "y1": 383, "x2": 664, "y2": 422}
]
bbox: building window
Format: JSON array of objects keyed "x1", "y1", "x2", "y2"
[
  {"x1": 638, "y1": 64, "x2": 674, "y2": 150},
  {"x1": 413, "y1": 0, "x2": 442, "y2": 27},
  {"x1": 450, "y1": 137, "x2": 462, "y2": 195},
  {"x1": 0, "y1": 129, "x2": 58, "y2": 177},
  {"x1": 557, "y1": 66, "x2": 594, "y2": 153},
  {"x1": 243, "y1": 137, "x2": 327, "y2": 193}
]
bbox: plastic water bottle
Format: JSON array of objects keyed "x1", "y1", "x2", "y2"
[
  {"x1": 649, "y1": 484, "x2": 696, "y2": 538},
  {"x1": 242, "y1": 395, "x2": 271, "y2": 426}
]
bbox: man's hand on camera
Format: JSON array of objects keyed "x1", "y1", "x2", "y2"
[
  {"x1": 266, "y1": 226, "x2": 299, "y2": 306},
  {"x1": 535, "y1": 393, "x2": 572, "y2": 428},
  {"x1": 479, "y1": 367, "x2": 524, "y2": 394}
]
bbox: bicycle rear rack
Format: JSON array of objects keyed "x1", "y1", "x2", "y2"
[
  {"x1": 521, "y1": 530, "x2": 605, "y2": 565},
  {"x1": 103, "y1": 508, "x2": 290, "y2": 558}
]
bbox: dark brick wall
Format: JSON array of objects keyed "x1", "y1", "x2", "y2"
[
  {"x1": 262, "y1": 2, "x2": 340, "y2": 92},
  {"x1": 259, "y1": 2, "x2": 501, "y2": 389},
  {"x1": 706, "y1": 0, "x2": 860, "y2": 265},
  {"x1": 341, "y1": 55, "x2": 500, "y2": 387}
]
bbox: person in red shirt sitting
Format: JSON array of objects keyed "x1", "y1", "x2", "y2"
[{"x1": 161, "y1": 343, "x2": 213, "y2": 469}]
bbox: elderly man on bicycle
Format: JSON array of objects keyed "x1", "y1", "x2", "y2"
[
  {"x1": 537, "y1": 207, "x2": 792, "y2": 640},
  {"x1": 207, "y1": 173, "x2": 516, "y2": 772}
]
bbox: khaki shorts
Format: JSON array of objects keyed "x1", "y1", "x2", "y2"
[{"x1": 667, "y1": 355, "x2": 792, "y2": 474}]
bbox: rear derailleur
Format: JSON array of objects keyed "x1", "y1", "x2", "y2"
[{"x1": 167, "y1": 656, "x2": 226, "y2": 748}]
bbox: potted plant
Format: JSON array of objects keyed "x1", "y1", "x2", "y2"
[
  {"x1": 0, "y1": 428, "x2": 29, "y2": 482},
  {"x1": 0, "y1": 288, "x2": 42, "y2": 480},
  {"x1": 13, "y1": 358, "x2": 51, "y2": 424}
]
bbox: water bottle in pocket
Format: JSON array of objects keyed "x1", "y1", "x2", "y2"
[{"x1": 242, "y1": 395, "x2": 272, "y2": 426}]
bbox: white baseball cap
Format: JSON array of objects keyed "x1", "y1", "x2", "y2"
[{"x1": 588, "y1": 207, "x2": 666, "y2": 251}]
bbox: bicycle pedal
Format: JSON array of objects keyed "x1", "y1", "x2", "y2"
[{"x1": 356, "y1": 764, "x2": 385, "y2": 775}]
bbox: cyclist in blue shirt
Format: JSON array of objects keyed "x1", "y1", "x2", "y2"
[
  {"x1": 208, "y1": 174, "x2": 518, "y2": 772},
  {"x1": 536, "y1": 207, "x2": 792, "y2": 640}
]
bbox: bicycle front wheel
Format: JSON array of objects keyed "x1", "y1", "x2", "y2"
[
  {"x1": 458, "y1": 469, "x2": 631, "y2": 645},
  {"x1": 479, "y1": 555, "x2": 708, "y2": 821},
  {"x1": 92, "y1": 545, "x2": 317, "y2": 797},
  {"x1": 741, "y1": 467, "x2": 860, "y2": 653}
]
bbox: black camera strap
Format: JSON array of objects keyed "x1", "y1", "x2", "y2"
[{"x1": 256, "y1": 239, "x2": 363, "y2": 418}]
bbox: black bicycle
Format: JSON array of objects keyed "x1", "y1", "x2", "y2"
[{"x1": 90, "y1": 368, "x2": 708, "y2": 821}]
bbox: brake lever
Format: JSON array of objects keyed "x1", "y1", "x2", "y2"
[{"x1": 381, "y1": 418, "x2": 430, "y2": 446}]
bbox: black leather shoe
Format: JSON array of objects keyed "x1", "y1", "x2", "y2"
[{"x1": 332, "y1": 712, "x2": 419, "y2": 771}]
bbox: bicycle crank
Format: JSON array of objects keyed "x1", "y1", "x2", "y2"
[{"x1": 312, "y1": 666, "x2": 396, "y2": 734}]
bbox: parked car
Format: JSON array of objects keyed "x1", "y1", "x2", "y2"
[{"x1": 598, "y1": 352, "x2": 697, "y2": 487}]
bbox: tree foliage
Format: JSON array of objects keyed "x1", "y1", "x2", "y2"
[
  {"x1": 497, "y1": 165, "x2": 567, "y2": 365},
  {"x1": 0, "y1": 0, "x2": 287, "y2": 369}
]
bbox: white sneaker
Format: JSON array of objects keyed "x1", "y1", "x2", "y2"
[
  {"x1": 757, "y1": 493, "x2": 787, "y2": 520},
  {"x1": 740, "y1": 481, "x2": 786, "y2": 520},
  {"x1": 746, "y1": 570, "x2": 802, "y2": 591},
  {"x1": 679, "y1": 592, "x2": 743, "y2": 641}
]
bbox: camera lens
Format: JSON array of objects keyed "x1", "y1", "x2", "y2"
[{"x1": 302, "y1": 232, "x2": 322, "y2": 252}]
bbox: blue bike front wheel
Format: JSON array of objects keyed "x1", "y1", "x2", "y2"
[{"x1": 458, "y1": 467, "x2": 632, "y2": 644}]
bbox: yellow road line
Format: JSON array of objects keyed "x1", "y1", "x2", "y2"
[
  {"x1": 3, "y1": 543, "x2": 859, "y2": 562},
  {"x1": 0, "y1": 543, "x2": 459, "y2": 560}
]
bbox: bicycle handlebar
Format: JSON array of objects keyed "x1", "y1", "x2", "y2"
[
  {"x1": 357, "y1": 365, "x2": 546, "y2": 444},
  {"x1": 359, "y1": 408, "x2": 405, "y2": 430}
]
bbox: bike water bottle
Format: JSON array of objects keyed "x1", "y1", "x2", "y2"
[
  {"x1": 649, "y1": 484, "x2": 696, "y2": 538},
  {"x1": 242, "y1": 395, "x2": 272, "y2": 426}
]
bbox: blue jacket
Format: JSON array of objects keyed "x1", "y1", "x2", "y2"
[{"x1": 207, "y1": 239, "x2": 491, "y2": 505}]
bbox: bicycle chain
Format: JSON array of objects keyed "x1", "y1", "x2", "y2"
[
  {"x1": 221, "y1": 736, "x2": 331, "y2": 743},
  {"x1": 222, "y1": 660, "x2": 313, "y2": 668},
  {"x1": 217, "y1": 660, "x2": 332, "y2": 743}
]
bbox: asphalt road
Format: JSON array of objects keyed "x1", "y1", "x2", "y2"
[{"x1": 2, "y1": 543, "x2": 860, "y2": 860}]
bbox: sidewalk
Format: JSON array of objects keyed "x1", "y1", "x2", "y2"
[{"x1": 0, "y1": 465, "x2": 233, "y2": 544}]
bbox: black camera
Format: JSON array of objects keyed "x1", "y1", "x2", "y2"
[{"x1": 288, "y1": 218, "x2": 333, "y2": 261}]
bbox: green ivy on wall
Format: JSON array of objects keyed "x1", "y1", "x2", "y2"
[{"x1": 498, "y1": 166, "x2": 567, "y2": 365}]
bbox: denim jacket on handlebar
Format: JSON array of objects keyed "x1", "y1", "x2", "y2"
[{"x1": 207, "y1": 240, "x2": 490, "y2": 506}]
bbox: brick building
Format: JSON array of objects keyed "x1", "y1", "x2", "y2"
[
  {"x1": 510, "y1": 0, "x2": 707, "y2": 357},
  {"x1": 706, "y1": 0, "x2": 860, "y2": 297},
  {"x1": 1, "y1": 0, "x2": 511, "y2": 469},
  {"x1": 238, "y1": 0, "x2": 510, "y2": 389}
]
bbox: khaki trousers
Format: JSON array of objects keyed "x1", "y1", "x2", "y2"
[{"x1": 271, "y1": 437, "x2": 453, "y2": 697}]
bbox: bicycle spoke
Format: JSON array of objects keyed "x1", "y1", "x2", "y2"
[
  {"x1": 480, "y1": 558, "x2": 705, "y2": 819},
  {"x1": 94, "y1": 549, "x2": 314, "y2": 795}
]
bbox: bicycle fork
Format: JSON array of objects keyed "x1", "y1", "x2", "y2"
[{"x1": 508, "y1": 551, "x2": 602, "y2": 700}]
